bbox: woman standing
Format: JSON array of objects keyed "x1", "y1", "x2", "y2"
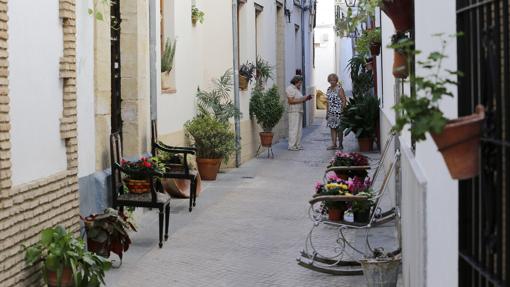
[
  {"x1": 286, "y1": 75, "x2": 312, "y2": 151},
  {"x1": 326, "y1": 73, "x2": 347, "y2": 150}
]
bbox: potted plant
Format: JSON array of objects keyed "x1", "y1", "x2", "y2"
[
  {"x1": 380, "y1": 0, "x2": 412, "y2": 33},
  {"x1": 328, "y1": 151, "x2": 370, "y2": 179},
  {"x1": 255, "y1": 56, "x2": 274, "y2": 87},
  {"x1": 191, "y1": 5, "x2": 204, "y2": 25},
  {"x1": 356, "y1": 28, "x2": 381, "y2": 56},
  {"x1": 360, "y1": 248, "x2": 401, "y2": 287},
  {"x1": 81, "y1": 208, "x2": 137, "y2": 260},
  {"x1": 315, "y1": 181, "x2": 351, "y2": 221},
  {"x1": 389, "y1": 32, "x2": 411, "y2": 78},
  {"x1": 392, "y1": 34, "x2": 485, "y2": 179},
  {"x1": 121, "y1": 157, "x2": 165, "y2": 193},
  {"x1": 348, "y1": 177, "x2": 374, "y2": 223},
  {"x1": 341, "y1": 94, "x2": 380, "y2": 152},
  {"x1": 249, "y1": 85, "x2": 284, "y2": 148},
  {"x1": 161, "y1": 38, "x2": 176, "y2": 90},
  {"x1": 184, "y1": 114, "x2": 236, "y2": 180},
  {"x1": 239, "y1": 61, "x2": 255, "y2": 90},
  {"x1": 348, "y1": 54, "x2": 373, "y2": 97},
  {"x1": 24, "y1": 226, "x2": 111, "y2": 287}
]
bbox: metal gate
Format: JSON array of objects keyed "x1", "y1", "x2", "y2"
[{"x1": 457, "y1": 0, "x2": 509, "y2": 286}]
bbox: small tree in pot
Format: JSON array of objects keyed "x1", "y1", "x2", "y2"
[
  {"x1": 341, "y1": 94, "x2": 380, "y2": 152},
  {"x1": 249, "y1": 85, "x2": 284, "y2": 148}
]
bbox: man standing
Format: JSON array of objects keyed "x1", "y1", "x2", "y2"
[{"x1": 286, "y1": 75, "x2": 312, "y2": 151}]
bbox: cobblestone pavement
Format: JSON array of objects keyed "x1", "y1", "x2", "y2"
[{"x1": 104, "y1": 118, "x2": 399, "y2": 287}]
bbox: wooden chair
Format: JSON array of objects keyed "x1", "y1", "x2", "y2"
[
  {"x1": 110, "y1": 132, "x2": 171, "y2": 248},
  {"x1": 151, "y1": 120, "x2": 199, "y2": 212}
]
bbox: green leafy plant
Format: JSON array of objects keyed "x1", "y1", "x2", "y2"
[
  {"x1": 191, "y1": 5, "x2": 205, "y2": 24},
  {"x1": 161, "y1": 38, "x2": 176, "y2": 73},
  {"x1": 87, "y1": 0, "x2": 111, "y2": 21},
  {"x1": 24, "y1": 226, "x2": 111, "y2": 287},
  {"x1": 255, "y1": 56, "x2": 274, "y2": 87},
  {"x1": 341, "y1": 94, "x2": 380, "y2": 139},
  {"x1": 196, "y1": 70, "x2": 242, "y2": 124},
  {"x1": 356, "y1": 28, "x2": 381, "y2": 55},
  {"x1": 348, "y1": 54, "x2": 373, "y2": 97},
  {"x1": 120, "y1": 157, "x2": 165, "y2": 180},
  {"x1": 392, "y1": 33, "x2": 462, "y2": 142},
  {"x1": 82, "y1": 208, "x2": 137, "y2": 260},
  {"x1": 184, "y1": 114, "x2": 236, "y2": 161},
  {"x1": 239, "y1": 61, "x2": 256, "y2": 83},
  {"x1": 249, "y1": 85, "x2": 284, "y2": 132},
  {"x1": 335, "y1": 0, "x2": 380, "y2": 37}
]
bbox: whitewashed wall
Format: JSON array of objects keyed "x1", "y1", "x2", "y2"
[
  {"x1": 313, "y1": 0, "x2": 336, "y2": 95},
  {"x1": 9, "y1": 0, "x2": 67, "y2": 185},
  {"x1": 378, "y1": 1, "x2": 459, "y2": 286},
  {"x1": 76, "y1": 0, "x2": 96, "y2": 178}
]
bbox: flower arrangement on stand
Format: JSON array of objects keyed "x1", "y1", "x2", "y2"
[
  {"x1": 328, "y1": 151, "x2": 370, "y2": 179},
  {"x1": 121, "y1": 157, "x2": 165, "y2": 193},
  {"x1": 315, "y1": 179, "x2": 351, "y2": 221},
  {"x1": 348, "y1": 177, "x2": 374, "y2": 223}
]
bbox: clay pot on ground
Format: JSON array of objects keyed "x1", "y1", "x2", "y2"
[
  {"x1": 380, "y1": 0, "x2": 413, "y2": 33},
  {"x1": 393, "y1": 51, "x2": 409, "y2": 79},
  {"x1": 431, "y1": 105, "x2": 485, "y2": 180},
  {"x1": 161, "y1": 71, "x2": 172, "y2": 90},
  {"x1": 370, "y1": 42, "x2": 381, "y2": 56},
  {"x1": 196, "y1": 158, "x2": 222, "y2": 181},
  {"x1": 328, "y1": 206, "x2": 346, "y2": 221},
  {"x1": 259, "y1": 132, "x2": 274, "y2": 147},
  {"x1": 358, "y1": 137, "x2": 373, "y2": 152},
  {"x1": 161, "y1": 174, "x2": 202, "y2": 198},
  {"x1": 46, "y1": 267, "x2": 73, "y2": 287},
  {"x1": 239, "y1": 75, "x2": 249, "y2": 90}
]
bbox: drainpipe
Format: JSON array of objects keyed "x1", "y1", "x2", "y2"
[
  {"x1": 232, "y1": 0, "x2": 241, "y2": 167},
  {"x1": 300, "y1": 0, "x2": 306, "y2": 126},
  {"x1": 149, "y1": 0, "x2": 157, "y2": 121}
]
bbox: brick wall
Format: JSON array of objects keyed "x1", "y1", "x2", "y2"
[{"x1": 0, "y1": 1, "x2": 80, "y2": 286}]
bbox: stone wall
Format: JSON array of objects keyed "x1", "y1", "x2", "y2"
[{"x1": 0, "y1": 1, "x2": 80, "y2": 286}]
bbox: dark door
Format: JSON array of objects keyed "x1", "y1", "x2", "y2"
[
  {"x1": 111, "y1": 0, "x2": 122, "y2": 135},
  {"x1": 457, "y1": 0, "x2": 510, "y2": 286}
]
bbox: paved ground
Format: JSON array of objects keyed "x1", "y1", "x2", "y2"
[{"x1": 104, "y1": 118, "x2": 400, "y2": 287}]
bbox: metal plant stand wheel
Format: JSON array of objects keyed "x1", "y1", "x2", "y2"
[{"x1": 255, "y1": 144, "x2": 274, "y2": 159}]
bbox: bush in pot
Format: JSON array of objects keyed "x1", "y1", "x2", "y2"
[
  {"x1": 341, "y1": 94, "x2": 380, "y2": 152},
  {"x1": 24, "y1": 226, "x2": 111, "y2": 287},
  {"x1": 249, "y1": 85, "x2": 284, "y2": 147},
  {"x1": 184, "y1": 114, "x2": 236, "y2": 180},
  {"x1": 81, "y1": 208, "x2": 137, "y2": 261}
]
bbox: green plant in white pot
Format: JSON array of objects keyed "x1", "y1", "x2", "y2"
[
  {"x1": 161, "y1": 38, "x2": 176, "y2": 90},
  {"x1": 249, "y1": 85, "x2": 284, "y2": 148}
]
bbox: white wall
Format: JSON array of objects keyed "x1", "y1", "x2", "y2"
[
  {"x1": 9, "y1": 0, "x2": 68, "y2": 185},
  {"x1": 414, "y1": 1, "x2": 458, "y2": 286},
  {"x1": 313, "y1": 0, "x2": 336, "y2": 95},
  {"x1": 378, "y1": 1, "x2": 459, "y2": 286},
  {"x1": 76, "y1": 0, "x2": 96, "y2": 177}
]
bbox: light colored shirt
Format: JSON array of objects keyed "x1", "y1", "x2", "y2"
[{"x1": 286, "y1": 84, "x2": 304, "y2": 113}]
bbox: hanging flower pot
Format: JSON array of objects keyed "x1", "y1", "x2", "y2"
[
  {"x1": 259, "y1": 132, "x2": 274, "y2": 147},
  {"x1": 161, "y1": 71, "x2": 172, "y2": 90},
  {"x1": 392, "y1": 50, "x2": 409, "y2": 79},
  {"x1": 196, "y1": 158, "x2": 222, "y2": 180},
  {"x1": 381, "y1": 0, "x2": 413, "y2": 33},
  {"x1": 431, "y1": 105, "x2": 485, "y2": 180},
  {"x1": 239, "y1": 75, "x2": 249, "y2": 90},
  {"x1": 370, "y1": 42, "x2": 381, "y2": 56}
]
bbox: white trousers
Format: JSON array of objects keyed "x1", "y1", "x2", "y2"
[{"x1": 288, "y1": 112, "x2": 303, "y2": 149}]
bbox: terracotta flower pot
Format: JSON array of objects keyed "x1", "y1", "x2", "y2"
[
  {"x1": 381, "y1": 0, "x2": 413, "y2": 33},
  {"x1": 259, "y1": 132, "x2": 274, "y2": 147},
  {"x1": 393, "y1": 51, "x2": 409, "y2": 79},
  {"x1": 239, "y1": 75, "x2": 249, "y2": 90},
  {"x1": 328, "y1": 206, "x2": 346, "y2": 221},
  {"x1": 431, "y1": 105, "x2": 485, "y2": 180},
  {"x1": 334, "y1": 172, "x2": 349, "y2": 180},
  {"x1": 161, "y1": 71, "x2": 172, "y2": 90},
  {"x1": 162, "y1": 174, "x2": 203, "y2": 198},
  {"x1": 46, "y1": 267, "x2": 73, "y2": 287},
  {"x1": 370, "y1": 42, "x2": 381, "y2": 56},
  {"x1": 124, "y1": 178, "x2": 151, "y2": 194},
  {"x1": 196, "y1": 158, "x2": 222, "y2": 181},
  {"x1": 358, "y1": 137, "x2": 373, "y2": 152}
]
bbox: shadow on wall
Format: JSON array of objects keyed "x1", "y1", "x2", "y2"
[{"x1": 79, "y1": 170, "x2": 113, "y2": 216}]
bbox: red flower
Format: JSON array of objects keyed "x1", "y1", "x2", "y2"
[
  {"x1": 121, "y1": 159, "x2": 127, "y2": 165},
  {"x1": 143, "y1": 161, "x2": 152, "y2": 168}
]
